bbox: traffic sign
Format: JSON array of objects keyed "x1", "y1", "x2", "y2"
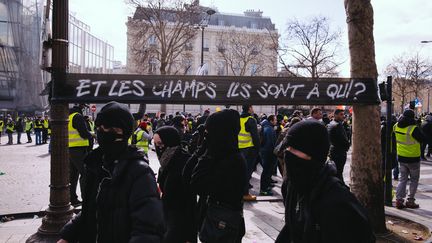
[{"x1": 90, "y1": 104, "x2": 96, "y2": 113}]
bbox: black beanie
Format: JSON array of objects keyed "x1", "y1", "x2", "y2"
[
  {"x1": 155, "y1": 126, "x2": 181, "y2": 147},
  {"x1": 95, "y1": 102, "x2": 134, "y2": 138},
  {"x1": 285, "y1": 120, "x2": 330, "y2": 163},
  {"x1": 205, "y1": 109, "x2": 240, "y2": 157},
  {"x1": 403, "y1": 109, "x2": 415, "y2": 119}
]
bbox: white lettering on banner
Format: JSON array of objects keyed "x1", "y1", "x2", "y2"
[
  {"x1": 76, "y1": 79, "x2": 91, "y2": 97},
  {"x1": 353, "y1": 82, "x2": 366, "y2": 100},
  {"x1": 152, "y1": 80, "x2": 217, "y2": 99},
  {"x1": 92, "y1": 81, "x2": 107, "y2": 96},
  {"x1": 307, "y1": 83, "x2": 320, "y2": 99},
  {"x1": 72, "y1": 77, "x2": 372, "y2": 103},
  {"x1": 256, "y1": 82, "x2": 305, "y2": 99}
]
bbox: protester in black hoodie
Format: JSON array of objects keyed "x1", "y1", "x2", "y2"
[
  {"x1": 154, "y1": 126, "x2": 196, "y2": 243},
  {"x1": 276, "y1": 120, "x2": 375, "y2": 243},
  {"x1": 59, "y1": 102, "x2": 164, "y2": 243},
  {"x1": 190, "y1": 109, "x2": 246, "y2": 243}
]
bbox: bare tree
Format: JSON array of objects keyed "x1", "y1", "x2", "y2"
[
  {"x1": 126, "y1": 0, "x2": 201, "y2": 75},
  {"x1": 345, "y1": 0, "x2": 386, "y2": 233},
  {"x1": 386, "y1": 53, "x2": 432, "y2": 113},
  {"x1": 213, "y1": 30, "x2": 277, "y2": 76},
  {"x1": 278, "y1": 16, "x2": 343, "y2": 78}
]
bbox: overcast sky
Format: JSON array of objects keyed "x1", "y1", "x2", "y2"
[{"x1": 69, "y1": 0, "x2": 432, "y2": 78}]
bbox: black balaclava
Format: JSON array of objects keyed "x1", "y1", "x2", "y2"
[
  {"x1": 95, "y1": 102, "x2": 134, "y2": 161},
  {"x1": 284, "y1": 120, "x2": 330, "y2": 194},
  {"x1": 205, "y1": 109, "x2": 240, "y2": 158},
  {"x1": 154, "y1": 126, "x2": 181, "y2": 158}
]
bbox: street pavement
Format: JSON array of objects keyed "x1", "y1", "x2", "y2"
[{"x1": 1, "y1": 133, "x2": 432, "y2": 242}]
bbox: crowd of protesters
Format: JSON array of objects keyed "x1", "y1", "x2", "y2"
[
  {"x1": 5, "y1": 101, "x2": 432, "y2": 242},
  {"x1": 48, "y1": 102, "x2": 376, "y2": 243}
]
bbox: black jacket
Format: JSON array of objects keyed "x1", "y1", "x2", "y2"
[
  {"x1": 157, "y1": 147, "x2": 196, "y2": 243},
  {"x1": 327, "y1": 120, "x2": 350, "y2": 155},
  {"x1": 69, "y1": 107, "x2": 92, "y2": 143},
  {"x1": 60, "y1": 146, "x2": 165, "y2": 243},
  {"x1": 276, "y1": 162, "x2": 375, "y2": 243},
  {"x1": 15, "y1": 118, "x2": 24, "y2": 133},
  {"x1": 240, "y1": 112, "x2": 260, "y2": 149},
  {"x1": 394, "y1": 115, "x2": 425, "y2": 163}
]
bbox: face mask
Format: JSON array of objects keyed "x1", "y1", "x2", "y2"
[
  {"x1": 96, "y1": 130, "x2": 128, "y2": 158},
  {"x1": 155, "y1": 145, "x2": 166, "y2": 159},
  {"x1": 284, "y1": 151, "x2": 323, "y2": 194}
]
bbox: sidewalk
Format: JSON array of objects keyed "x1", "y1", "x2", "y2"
[{"x1": 1, "y1": 134, "x2": 432, "y2": 242}]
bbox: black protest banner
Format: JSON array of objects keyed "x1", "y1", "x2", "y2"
[{"x1": 52, "y1": 73, "x2": 380, "y2": 105}]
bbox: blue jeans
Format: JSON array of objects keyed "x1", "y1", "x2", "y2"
[{"x1": 35, "y1": 130, "x2": 42, "y2": 145}]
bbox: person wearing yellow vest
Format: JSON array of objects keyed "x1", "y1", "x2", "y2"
[
  {"x1": 42, "y1": 115, "x2": 50, "y2": 144},
  {"x1": 68, "y1": 104, "x2": 93, "y2": 206},
  {"x1": 131, "y1": 122, "x2": 152, "y2": 155},
  {"x1": 5, "y1": 117, "x2": 14, "y2": 145},
  {"x1": 34, "y1": 116, "x2": 43, "y2": 145},
  {"x1": 24, "y1": 117, "x2": 33, "y2": 143},
  {"x1": 239, "y1": 104, "x2": 260, "y2": 201},
  {"x1": 0, "y1": 115, "x2": 4, "y2": 144},
  {"x1": 393, "y1": 109, "x2": 425, "y2": 209}
]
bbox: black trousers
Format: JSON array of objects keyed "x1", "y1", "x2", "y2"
[
  {"x1": 42, "y1": 129, "x2": 48, "y2": 143},
  {"x1": 240, "y1": 147, "x2": 259, "y2": 195},
  {"x1": 69, "y1": 148, "x2": 88, "y2": 202},
  {"x1": 26, "y1": 131, "x2": 32, "y2": 142},
  {"x1": 330, "y1": 152, "x2": 347, "y2": 183}
]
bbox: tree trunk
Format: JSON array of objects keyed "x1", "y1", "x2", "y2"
[{"x1": 344, "y1": 0, "x2": 386, "y2": 233}]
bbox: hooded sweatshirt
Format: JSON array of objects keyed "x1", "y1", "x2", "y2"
[{"x1": 191, "y1": 109, "x2": 246, "y2": 210}]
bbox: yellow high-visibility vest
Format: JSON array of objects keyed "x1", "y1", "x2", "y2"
[
  {"x1": 43, "y1": 119, "x2": 49, "y2": 129},
  {"x1": 6, "y1": 122, "x2": 14, "y2": 132},
  {"x1": 238, "y1": 116, "x2": 254, "y2": 149},
  {"x1": 393, "y1": 124, "x2": 420, "y2": 158},
  {"x1": 135, "y1": 130, "x2": 149, "y2": 154},
  {"x1": 25, "y1": 121, "x2": 32, "y2": 132},
  {"x1": 68, "y1": 112, "x2": 89, "y2": 147},
  {"x1": 0, "y1": 120, "x2": 4, "y2": 130}
]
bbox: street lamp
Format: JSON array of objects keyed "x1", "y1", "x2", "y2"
[{"x1": 195, "y1": 9, "x2": 216, "y2": 71}]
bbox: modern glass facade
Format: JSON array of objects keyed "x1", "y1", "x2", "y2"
[
  {"x1": 69, "y1": 15, "x2": 114, "y2": 74},
  {"x1": 0, "y1": 1, "x2": 115, "y2": 112}
]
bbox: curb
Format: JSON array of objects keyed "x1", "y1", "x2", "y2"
[
  {"x1": 385, "y1": 206, "x2": 432, "y2": 243},
  {"x1": 0, "y1": 208, "x2": 81, "y2": 221}
]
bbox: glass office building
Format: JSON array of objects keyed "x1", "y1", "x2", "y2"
[
  {"x1": 69, "y1": 15, "x2": 114, "y2": 74},
  {"x1": 0, "y1": 0, "x2": 114, "y2": 113}
]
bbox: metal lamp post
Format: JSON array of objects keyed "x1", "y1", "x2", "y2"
[{"x1": 194, "y1": 9, "x2": 215, "y2": 113}]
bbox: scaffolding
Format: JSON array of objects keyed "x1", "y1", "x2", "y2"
[{"x1": 0, "y1": 0, "x2": 48, "y2": 112}]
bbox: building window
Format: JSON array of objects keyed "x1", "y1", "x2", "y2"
[
  {"x1": 149, "y1": 57, "x2": 157, "y2": 74},
  {"x1": 251, "y1": 22, "x2": 258, "y2": 29},
  {"x1": 217, "y1": 61, "x2": 225, "y2": 75},
  {"x1": 148, "y1": 35, "x2": 157, "y2": 46},
  {"x1": 183, "y1": 59, "x2": 193, "y2": 75},
  {"x1": 203, "y1": 38, "x2": 209, "y2": 52},
  {"x1": 218, "y1": 19, "x2": 224, "y2": 26},
  {"x1": 250, "y1": 63, "x2": 258, "y2": 76},
  {"x1": 185, "y1": 42, "x2": 193, "y2": 51}
]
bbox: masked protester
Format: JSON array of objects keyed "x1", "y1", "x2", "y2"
[
  {"x1": 58, "y1": 102, "x2": 165, "y2": 243},
  {"x1": 153, "y1": 126, "x2": 196, "y2": 243},
  {"x1": 276, "y1": 120, "x2": 375, "y2": 243},
  {"x1": 190, "y1": 109, "x2": 246, "y2": 243}
]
